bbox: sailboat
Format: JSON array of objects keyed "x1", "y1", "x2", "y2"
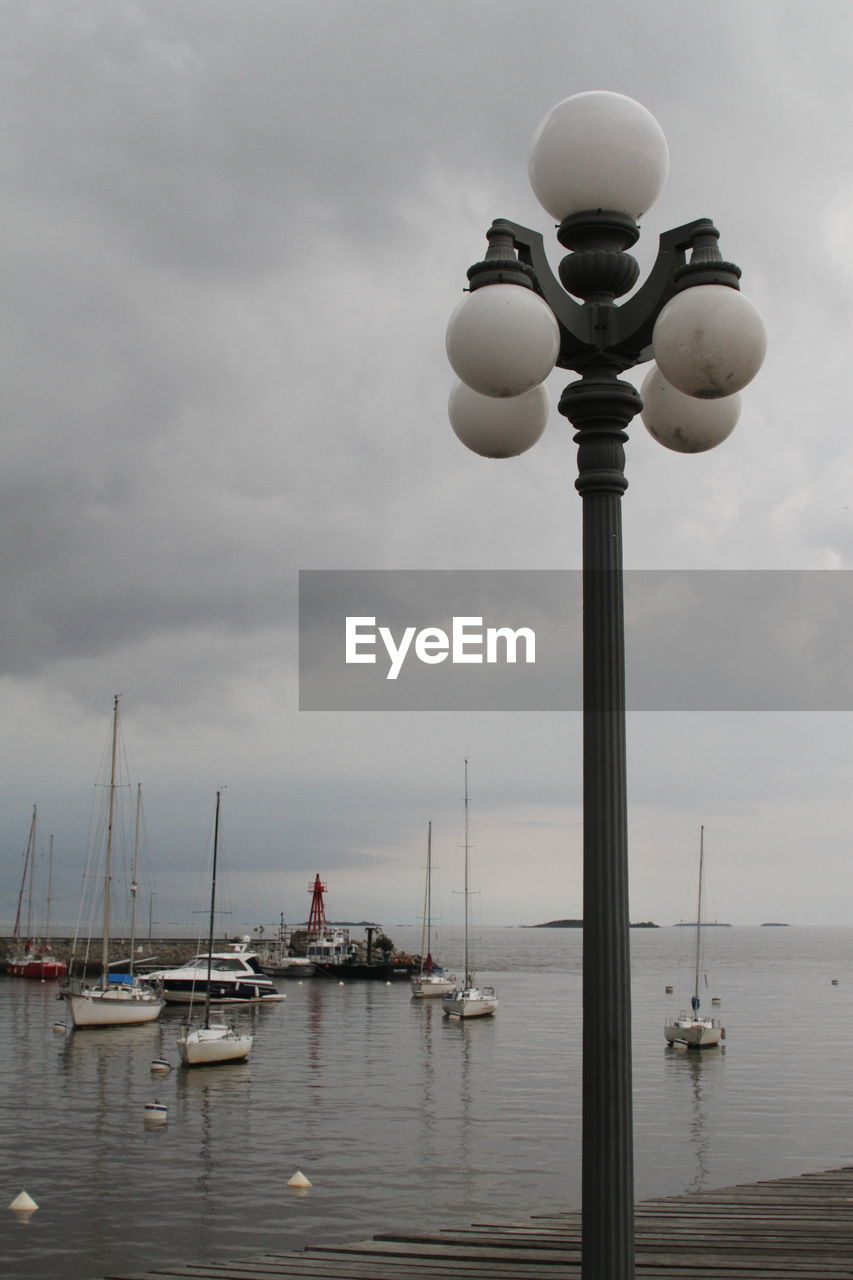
[
  {"x1": 411, "y1": 822, "x2": 456, "y2": 998},
  {"x1": 442, "y1": 762, "x2": 498, "y2": 1020},
  {"x1": 664, "y1": 825, "x2": 723, "y2": 1049},
  {"x1": 8, "y1": 809, "x2": 67, "y2": 980},
  {"x1": 62, "y1": 697, "x2": 164, "y2": 1028},
  {"x1": 177, "y1": 790, "x2": 253, "y2": 1066}
]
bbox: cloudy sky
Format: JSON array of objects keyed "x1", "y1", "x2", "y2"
[{"x1": 3, "y1": 0, "x2": 853, "y2": 939}]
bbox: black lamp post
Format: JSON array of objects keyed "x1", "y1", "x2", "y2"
[{"x1": 445, "y1": 92, "x2": 765, "y2": 1280}]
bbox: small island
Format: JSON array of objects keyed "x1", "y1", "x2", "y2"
[{"x1": 530, "y1": 919, "x2": 659, "y2": 929}]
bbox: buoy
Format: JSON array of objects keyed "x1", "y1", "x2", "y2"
[
  {"x1": 832, "y1": 978, "x2": 840, "y2": 985},
  {"x1": 711, "y1": 996, "x2": 721, "y2": 1006},
  {"x1": 288, "y1": 1169, "x2": 312, "y2": 1188},
  {"x1": 9, "y1": 1191, "x2": 38, "y2": 1213},
  {"x1": 338, "y1": 981, "x2": 344, "y2": 987},
  {"x1": 150, "y1": 1058, "x2": 171, "y2": 1073},
  {"x1": 143, "y1": 1101, "x2": 168, "y2": 1125},
  {"x1": 52, "y1": 1021, "x2": 66, "y2": 1033},
  {"x1": 665, "y1": 985, "x2": 673, "y2": 994}
]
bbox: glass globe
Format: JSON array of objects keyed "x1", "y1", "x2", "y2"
[
  {"x1": 640, "y1": 365, "x2": 741, "y2": 453},
  {"x1": 446, "y1": 284, "x2": 560, "y2": 398},
  {"x1": 652, "y1": 285, "x2": 767, "y2": 399},
  {"x1": 528, "y1": 91, "x2": 669, "y2": 221},
  {"x1": 448, "y1": 380, "x2": 549, "y2": 458}
]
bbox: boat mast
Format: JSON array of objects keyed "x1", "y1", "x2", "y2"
[
  {"x1": 129, "y1": 784, "x2": 142, "y2": 978},
  {"x1": 101, "y1": 695, "x2": 120, "y2": 986},
  {"x1": 418, "y1": 823, "x2": 432, "y2": 976},
  {"x1": 463, "y1": 758, "x2": 471, "y2": 986},
  {"x1": 693, "y1": 825, "x2": 705, "y2": 1010},
  {"x1": 45, "y1": 832, "x2": 54, "y2": 949},
  {"x1": 12, "y1": 806, "x2": 37, "y2": 947},
  {"x1": 204, "y1": 789, "x2": 222, "y2": 1031}
]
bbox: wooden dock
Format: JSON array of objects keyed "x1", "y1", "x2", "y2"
[{"x1": 104, "y1": 1165, "x2": 853, "y2": 1279}]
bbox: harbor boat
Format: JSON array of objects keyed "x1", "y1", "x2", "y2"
[
  {"x1": 62, "y1": 698, "x2": 164, "y2": 1028},
  {"x1": 442, "y1": 761, "x2": 498, "y2": 1020},
  {"x1": 146, "y1": 939, "x2": 283, "y2": 1004},
  {"x1": 178, "y1": 791, "x2": 253, "y2": 1066},
  {"x1": 410, "y1": 822, "x2": 456, "y2": 998},
  {"x1": 665, "y1": 825, "x2": 723, "y2": 1049},
  {"x1": 299, "y1": 874, "x2": 417, "y2": 981},
  {"x1": 258, "y1": 914, "x2": 316, "y2": 977},
  {"x1": 8, "y1": 810, "x2": 68, "y2": 980}
]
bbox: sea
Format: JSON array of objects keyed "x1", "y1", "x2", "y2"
[{"x1": 3, "y1": 923, "x2": 853, "y2": 1280}]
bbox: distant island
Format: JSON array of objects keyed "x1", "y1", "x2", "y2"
[
  {"x1": 530, "y1": 919, "x2": 659, "y2": 929},
  {"x1": 674, "y1": 921, "x2": 731, "y2": 927},
  {"x1": 761, "y1": 922, "x2": 790, "y2": 927}
]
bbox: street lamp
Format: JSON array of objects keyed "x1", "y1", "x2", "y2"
[{"x1": 445, "y1": 91, "x2": 765, "y2": 1280}]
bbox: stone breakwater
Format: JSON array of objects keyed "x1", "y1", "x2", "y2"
[{"x1": 0, "y1": 937, "x2": 220, "y2": 973}]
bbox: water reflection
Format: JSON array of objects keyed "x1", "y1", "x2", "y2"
[{"x1": 663, "y1": 1045, "x2": 724, "y2": 1193}]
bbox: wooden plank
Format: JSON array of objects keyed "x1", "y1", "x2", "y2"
[{"x1": 104, "y1": 1164, "x2": 853, "y2": 1280}]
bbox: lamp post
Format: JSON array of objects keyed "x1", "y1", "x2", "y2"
[{"x1": 445, "y1": 92, "x2": 765, "y2": 1280}]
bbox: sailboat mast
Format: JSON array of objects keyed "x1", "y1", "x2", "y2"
[
  {"x1": 25, "y1": 806, "x2": 36, "y2": 944},
  {"x1": 463, "y1": 758, "x2": 470, "y2": 985},
  {"x1": 693, "y1": 824, "x2": 705, "y2": 1006},
  {"x1": 45, "y1": 833, "x2": 54, "y2": 947},
  {"x1": 101, "y1": 695, "x2": 120, "y2": 984},
  {"x1": 204, "y1": 789, "x2": 222, "y2": 1030},
  {"x1": 129, "y1": 784, "x2": 142, "y2": 978},
  {"x1": 13, "y1": 806, "x2": 37, "y2": 945}
]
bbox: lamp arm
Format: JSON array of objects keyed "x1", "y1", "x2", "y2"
[
  {"x1": 490, "y1": 219, "x2": 598, "y2": 363},
  {"x1": 609, "y1": 218, "x2": 718, "y2": 364}
]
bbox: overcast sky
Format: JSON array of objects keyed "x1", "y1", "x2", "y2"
[{"x1": 3, "y1": 0, "x2": 853, "y2": 939}]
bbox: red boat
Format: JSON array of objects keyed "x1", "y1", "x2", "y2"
[{"x1": 7, "y1": 808, "x2": 67, "y2": 981}]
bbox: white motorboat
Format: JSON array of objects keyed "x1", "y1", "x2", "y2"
[
  {"x1": 411, "y1": 822, "x2": 456, "y2": 998},
  {"x1": 665, "y1": 825, "x2": 723, "y2": 1049},
  {"x1": 442, "y1": 761, "x2": 498, "y2": 1020},
  {"x1": 62, "y1": 699, "x2": 163, "y2": 1028},
  {"x1": 178, "y1": 791, "x2": 254, "y2": 1067},
  {"x1": 147, "y1": 939, "x2": 283, "y2": 1004}
]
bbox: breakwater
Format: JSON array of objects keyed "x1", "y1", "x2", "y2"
[{"x1": 0, "y1": 936, "x2": 214, "y2": 972}]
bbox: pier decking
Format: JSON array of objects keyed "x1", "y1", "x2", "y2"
[{"x1": 105, "y1": 1164, "x2": 853, "y2": 1279}]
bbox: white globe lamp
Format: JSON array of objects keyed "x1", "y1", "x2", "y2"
[
  {"x1": 640, "y1": 364, "x2": 741, "y2": 453},
  {"x1": 528, "y1": 90, "x2": 669, "y2": 221},
  {"x1": 448, "y1": 380, "x2": 549, "y2": 458},
  {"x1": 652, "y1": 284, "x2": 767, "y2": 399},
  {"x1": 445, "y1": 283, "x2": 559, "y2": 398}
]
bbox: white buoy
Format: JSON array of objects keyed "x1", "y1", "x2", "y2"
[
  {"x1": 288, "y1": 1169, "x2": 312, "y2": 1188},
  {"x1": 338, "y1": 981, "x2": 345, "y2": 987},
  {"x1": 143, "y1": 1101, "x2": 168, "y2": 1125},
  {"x1": 150, "y1": 1058, "x2": 171, "y2": 1073},
  {"x1": 52, "y1": 1021, "x2": 66, "y2": 1033},
  {"x1": 9, "y1": 1191, "x2": 38, "y2": 1213}
]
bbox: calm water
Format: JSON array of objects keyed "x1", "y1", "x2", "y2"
[{"x1": 3, "y1": 925, "x2": 853, "y2": 1279}]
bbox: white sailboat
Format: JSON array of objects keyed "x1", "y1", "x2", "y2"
[
  {"x1": 178, "y1": 790, "x2": 253, "y2": 1066},
  {"x1": 410, "y1": 821, "x2": 456, "y2": 998},
  {"x1": 665, "y1": 825, "x2": 723, "y2": 1049},
  {"x1": 442, "y1": 762, "x2": 498, "y2": 1020},
  {"x1": 64, "y1": 697, "x2": 164, "y2": 1028}
]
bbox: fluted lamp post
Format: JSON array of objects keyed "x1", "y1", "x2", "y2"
[{"x1": 445, "y1": 91, "x2": 765, "y2": 1280}]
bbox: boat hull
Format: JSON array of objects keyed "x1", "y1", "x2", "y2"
[
  {"x1": 313, "y1": 962, "x2": 416, "y2": 981},
  {"x1": 410, "y1": 973, "x2": 457, "y2": 998},
  {"x1": 65, "y1": 984, "x2": 164, "y2": 1028},
  {"x1": 442, "y1": 986, "x2": 498, "y2": 1019},
  {"x1": 178, "y1": 1024, "x2": 253, "y2": 1066},
  {"x1": 7, "y1": 955, "x2": 67, "y2": 979},
  {"x1": 154, "y1": 978, "x2": 283, "y2": 1004},
  {"x1": 664, "y1": 1016, "x2": 722, "y2": 1049}
]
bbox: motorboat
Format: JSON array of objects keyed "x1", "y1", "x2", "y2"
[{"x1": 148, "y1": 938, "x2": 283, "y2": 1004}]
